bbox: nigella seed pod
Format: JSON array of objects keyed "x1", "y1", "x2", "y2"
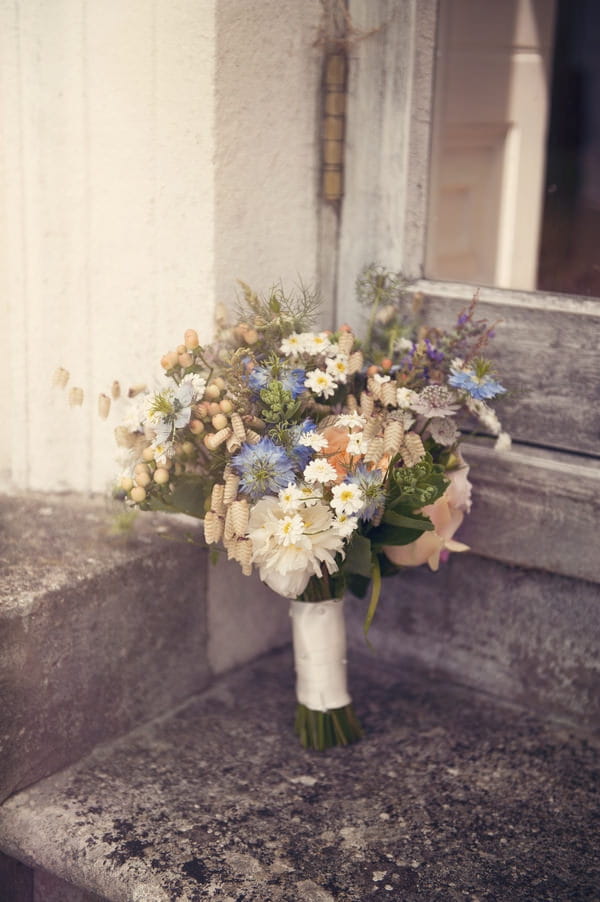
[
  {"x1": 97, "y1": 393, "x2": 111, "y2": 420},
  {"x1": 52, "y1": 367, "x2": 70, "y2": 389},
  {"x1": 346, "y1": 393, "x2": 358, "y2": 411},
  {"x1": 223, "y1": 473, "x2": 240, "y2": 505},
  {"x1": 68, "y1": 387, "x2": 84, "y2": 407},
  {"x1": 203, "y1": 511, "x2": 217, "y2": 543},
  {"x1": 207, "y1": 427, "x2": 232, "y2": 450}
]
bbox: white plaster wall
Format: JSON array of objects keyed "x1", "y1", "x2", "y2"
[
  {"x1": 214, "y1": 0, "x2": 323, "y2": 306},
  {"x1": 1, "y1": 0, "x2": 323, "y2": 494}
]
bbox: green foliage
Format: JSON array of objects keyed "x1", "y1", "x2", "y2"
[{"x1": 260, "y1": 380, "x2": 302, "y2": 425}]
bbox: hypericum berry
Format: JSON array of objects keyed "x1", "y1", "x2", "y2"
[
  {"x1": 134, "y1": 463, "x2": 150, "y2": 476},
  {"x1": 219, "y1": 399, "x2": 233, "y2": 414},
  {"x1": 189, "y1": 419, "x2": 204, "y2": 435},
  {"x1": 142, "y1": 446, "x2": 155, "y2": 462},
  {"x1": 135, "y1": 471, "x2": 151, "y2": 488},
  {"x1": 130, "y1": 486, "x2": 147, "y2": 503},
  {"x1": 178, "y1": 352, "x2": 193, "y2": 368},
  {"x1": 153, "y1": 467, "x2": 170, "y2": 485},
  {"x1": 208, "y1": 402, "x2": 221, "y2": 416},
  {"x1": 161, "y1": 351, "x2": 178, "y2": 369},
  {"x1": 180, "y1": 441, "x2": 195, "y2": 457},
  {"x1": 184, "y1": 328, "x2": 199, "y2": 350},
  {"x1": 212, "y1": 413, "x2": 228, "y2": 431},
  {"x1": 205, "y1": 383, "x2": 221, "y2": 400},
  {"x1": 120, "y1": 476, "x2": 134, "y2": 492}
]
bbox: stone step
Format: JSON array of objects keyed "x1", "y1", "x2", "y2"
[
  {"x1": 0, "y1": 647, "x2": 598, "y2": 902},
  {"x1": 0, "y1": 492, "x2": 289, "y2": 804}
]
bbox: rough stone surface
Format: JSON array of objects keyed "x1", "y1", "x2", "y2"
[
  {"x1": 346, "y1": 554, "x2": 600, "y2": 732},
  {"x1": 0, "y1": 492, "x2": 210, "y2": 802},
  {"x1": 0, "y1": 648, "x2": 598, "y2": 901}
]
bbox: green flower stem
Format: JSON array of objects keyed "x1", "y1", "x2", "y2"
[{"x1": 294, "y1": 703, "x2": 363, "y2": 751}]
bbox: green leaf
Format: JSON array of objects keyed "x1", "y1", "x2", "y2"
[
  {"x1": 368, "y1": 522, "x2": 430, "y2": 548},
  {"x1": 381, "y1": 509, "x2": 434, "y2": 531},
  {"x1": 344, "y1": 533, "x2": 373, "y2": 578},
  {"x1": 166, "y1": 475, "x2": 208, "y2": 519}
]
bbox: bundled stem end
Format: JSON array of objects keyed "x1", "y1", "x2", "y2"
[{"x1": 294, "y1": 703, "x2": 363, "y2": 751}]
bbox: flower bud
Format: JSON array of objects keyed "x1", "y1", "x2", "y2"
[
  {"x1": 69, "y1": 387, "x2": 84, "y2": 407},
  {"x1": 111, "y1": 380, "x2": 121, "y2": 400},
  {"x1": 128, "y1": 383, "x2": 147, "y2": 397},
  {"x1": 53, "y1": 367, "x2": 70, "y2": 389},
  {"x1": 184, "y1": 329, "x2": 199, "y2": 350},
  {"x1": 97, "y1": 393, "x2": 111, "y2": 420}
]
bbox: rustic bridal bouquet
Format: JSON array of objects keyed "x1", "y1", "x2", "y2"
[{"x1": 108, "y1": 266, "x2": 508, "y2": 750}]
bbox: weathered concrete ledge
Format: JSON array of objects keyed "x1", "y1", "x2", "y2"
[
  {"x1": 0, "y1": 647, "x2": 598, "y2": 901},
  {"x1": 0, "y1": 492, "x2": 290, "y2": 803}
]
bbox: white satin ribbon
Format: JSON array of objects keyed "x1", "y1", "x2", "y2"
[{"x1": 290, "y1": 599, "x2": 351, "y2": 711}]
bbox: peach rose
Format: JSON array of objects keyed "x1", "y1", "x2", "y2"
[{"x1": 383, "y1": 462, "x2": 471, "y2": 571}]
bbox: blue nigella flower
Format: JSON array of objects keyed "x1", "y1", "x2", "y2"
[
  {"x1": 449, "y1": 366, "x2": 506, "y2": 401},
  {"x1": 348, "y1": 465, "x2": 386, "y2": 522},
  {"x1": 247, "y1": 365, "x2": 306, "y2": 399},
  {"x1": 231, "y1": 437, "x2": 296, "y2": 502},
  {"x1": 287, "y1": 419, "x2": 317, "y2": 470}
]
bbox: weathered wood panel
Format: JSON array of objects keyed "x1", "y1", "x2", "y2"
[
  {"x1": 410, "y1": 280, "x2": 600, "y2": 457},
  {"x1": 459, "y1": 441, "x2": 600, "y2": 583}
]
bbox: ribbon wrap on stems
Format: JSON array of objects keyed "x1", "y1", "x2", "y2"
[{"x1": 290, "y1": 598, "x2": 362, "y2": 750}]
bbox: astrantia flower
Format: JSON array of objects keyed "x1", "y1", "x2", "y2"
[
  {"x1": 331, "y1": 481, "x2": 365, "y2": 517},
  {"x1": 449, "y1": 362, "x2": 506, "y2": 401},
  {"x1": 305, "y1": 368, "x2": 337, "y2": 399},
  {"x1": 427, "y1": 417, "x2": 459, "y2": 447},
  {"x1": 232, "y1": 438, "x2": 296, "y2": 502},
  {"x1": 411, "y1": 385, "x2": 460, "y2": 418},
  {"x1": 303, "y1": 458, "x2": 338, "y2": 485},
  {"x1": 247, "y1": 497, "x2": 344, "y2": 598}
]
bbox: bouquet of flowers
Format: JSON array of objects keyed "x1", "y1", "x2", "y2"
[{"x1": 107, "y1": 267, "x2": 507, "y2": 750}]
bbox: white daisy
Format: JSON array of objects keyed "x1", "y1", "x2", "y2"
[
  {"x1": 280, "y1": 333, "x2": 305, "y2": 356},
  {"x1": 331, "y1": 482, "x2": 365, "y2": 516},
  {"x1": 276, "y1": 514, "x2": 306, "y2": 547},
  {"x1": 346, "y1": 432, "x2": 369, "y2": 455},
  {"x1": 333, "y1": 514, "x2": 359, "y2": 538},
  {"x1": 396, "y1": 387, "x2": 419, "y2": 410},
  {"x1": 335, "y1": 412, "x2": 366, "y2": 429},
  {"x1": 298, "y1": 430, "x2": 329, "y2": 451},
  {"x1": 303, "y1": 331, "x2": 332, "y2": 355},
  {"x1": 305, "y1": 368, "x2": 337, "y2": 399},
  {"x1": 278, "y1": 483, "x2": 303, "y2": 511},
  {"x1": 325, "y1": 354, "x2": 349, "y2": 383},
  {"x1": 303, "y1": 458, "x2": 338, "y2": 485}
]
